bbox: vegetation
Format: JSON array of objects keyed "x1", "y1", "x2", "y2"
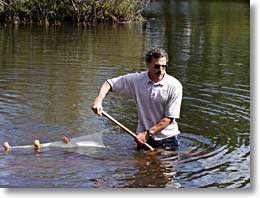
[{"x1": 0, "y1": 0, "x2": 146, "y2": 26}]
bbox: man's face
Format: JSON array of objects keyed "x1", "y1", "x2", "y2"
[{"x1": 148, "y1": 56, "x2": 167, "y2": 83}]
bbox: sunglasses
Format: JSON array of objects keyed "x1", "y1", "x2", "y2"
[{"x1": 154, "y1": 64, "x2": 168, "y2": 69}]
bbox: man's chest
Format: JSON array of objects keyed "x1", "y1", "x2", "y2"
[{"x1": 134, "y1": 83, "x2": 169, "y2": 105}]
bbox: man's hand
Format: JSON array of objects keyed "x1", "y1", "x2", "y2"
[
  {"x1": 91, "y1": 81, "x2": 111, "y2": 116},
  {"x1": 135, "y1": 131, "x2": 149, "y2": 144},
  {"x1": 91, "y1": 99, "x2": 103, "y2": 116}
]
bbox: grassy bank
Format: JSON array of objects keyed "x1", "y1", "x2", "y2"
[{"x1": 0, "y1": 0, "x2": 146, "y2": 26}]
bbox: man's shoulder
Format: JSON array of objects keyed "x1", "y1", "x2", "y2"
[
  {"x1": 164, "y1": 73, "x2": 182, "y2": 88},
  {"x1": 109, "y1": 71, "x2": 147, "y2": 84},
  {"x1": 123, "y1": 71, "x2": 147, "y2": 80},
  {"x1": 130, "y1": 71, "x2": 147, "y2": 77}
]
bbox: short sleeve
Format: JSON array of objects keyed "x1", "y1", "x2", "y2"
[
  {"x1": 165, "y1": 81, "x2": 182, "y2": 119},
  {"x1": 107, "y1": 73, "x2": 136, "y2": 97}
]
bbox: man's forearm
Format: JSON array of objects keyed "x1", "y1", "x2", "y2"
[
  {"x1": 92, "y1": 81, "x2": 111, "y2": 115},
  {"x1": 136, "y1": 117, "x2": 173, "y2": 144},
  {"x1": 95, "y1": 81, "x2": 111, "y2": 101},
  {"x1": 149, "y1": 117, "x2": 173, "y2": 134}
]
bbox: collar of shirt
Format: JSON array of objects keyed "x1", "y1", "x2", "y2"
[{"x1": 146, "y1": 71, "x2": 168, "y2": 86}]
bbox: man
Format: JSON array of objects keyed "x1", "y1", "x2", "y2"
[{"x1": 91, "y1": 48, "x2": 182, "y2": 150}]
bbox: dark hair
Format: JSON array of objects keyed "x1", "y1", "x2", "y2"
[{"x1": 145, "y1": 48, "x2": 169, "y2": 64}]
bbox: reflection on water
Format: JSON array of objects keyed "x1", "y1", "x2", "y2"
[{"x1": 0, "y1": 0, "x2": 249, "y2": 188}]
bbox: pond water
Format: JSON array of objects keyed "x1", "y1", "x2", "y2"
[{"x1": 0, "y1": 0, "x2": 250, "y2": 188}]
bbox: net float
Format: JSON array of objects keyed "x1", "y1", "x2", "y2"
[
  {"x1": 62, "y1": 136, "x2": 70, "y2": 144},
  {"x1": 34, "y1": 140, "x2": 40, "y2": 151},
  {"x1": 3, "y1": 142, "x2": 10, "y2": 151}
]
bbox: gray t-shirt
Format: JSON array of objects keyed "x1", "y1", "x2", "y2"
[{"x1": 107, "y1": 71, "x2": 182, "y2": 140}]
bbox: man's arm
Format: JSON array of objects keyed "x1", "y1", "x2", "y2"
[
  {"x1": 149, "y1": 117, "x2": 173, "y2": 134},
  {"x1": 136, "y1": 117, "x2": 173, "y2": 144},
  {"x1": 91, "y1": 81, "x2": 111, "y2": 115}
]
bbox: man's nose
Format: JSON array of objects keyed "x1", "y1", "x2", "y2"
[{"x1": 159, "y1": 65, "x2": 165, "y2": 71}]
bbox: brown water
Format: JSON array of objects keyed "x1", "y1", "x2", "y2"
[{"x1": 0, "y1": 0, "x2": 250, "y2": 188}]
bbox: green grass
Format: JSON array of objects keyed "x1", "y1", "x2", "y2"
[{"x1": 0, "y1": 0, "x2": 146, "y2": 25}]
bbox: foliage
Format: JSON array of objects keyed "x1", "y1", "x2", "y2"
[{"x1": 0, "y1": 0, "x2": 146, "y2": 25}]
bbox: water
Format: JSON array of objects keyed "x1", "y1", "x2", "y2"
[{"x1": 0, "y1": 0, "x2": 250, "y2": 188}]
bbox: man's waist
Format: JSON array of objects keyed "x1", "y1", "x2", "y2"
[{"x1": 153, "y1": 130, "x2": 180, "y2": 141}]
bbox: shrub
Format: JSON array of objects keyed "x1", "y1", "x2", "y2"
[{"x1": 0, "y1": 0, "x2": 146, "y2": 25}]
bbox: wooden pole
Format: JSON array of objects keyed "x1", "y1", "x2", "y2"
[{"x1": 101, "y1": 111, "x2": 155, "y2": 151}]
